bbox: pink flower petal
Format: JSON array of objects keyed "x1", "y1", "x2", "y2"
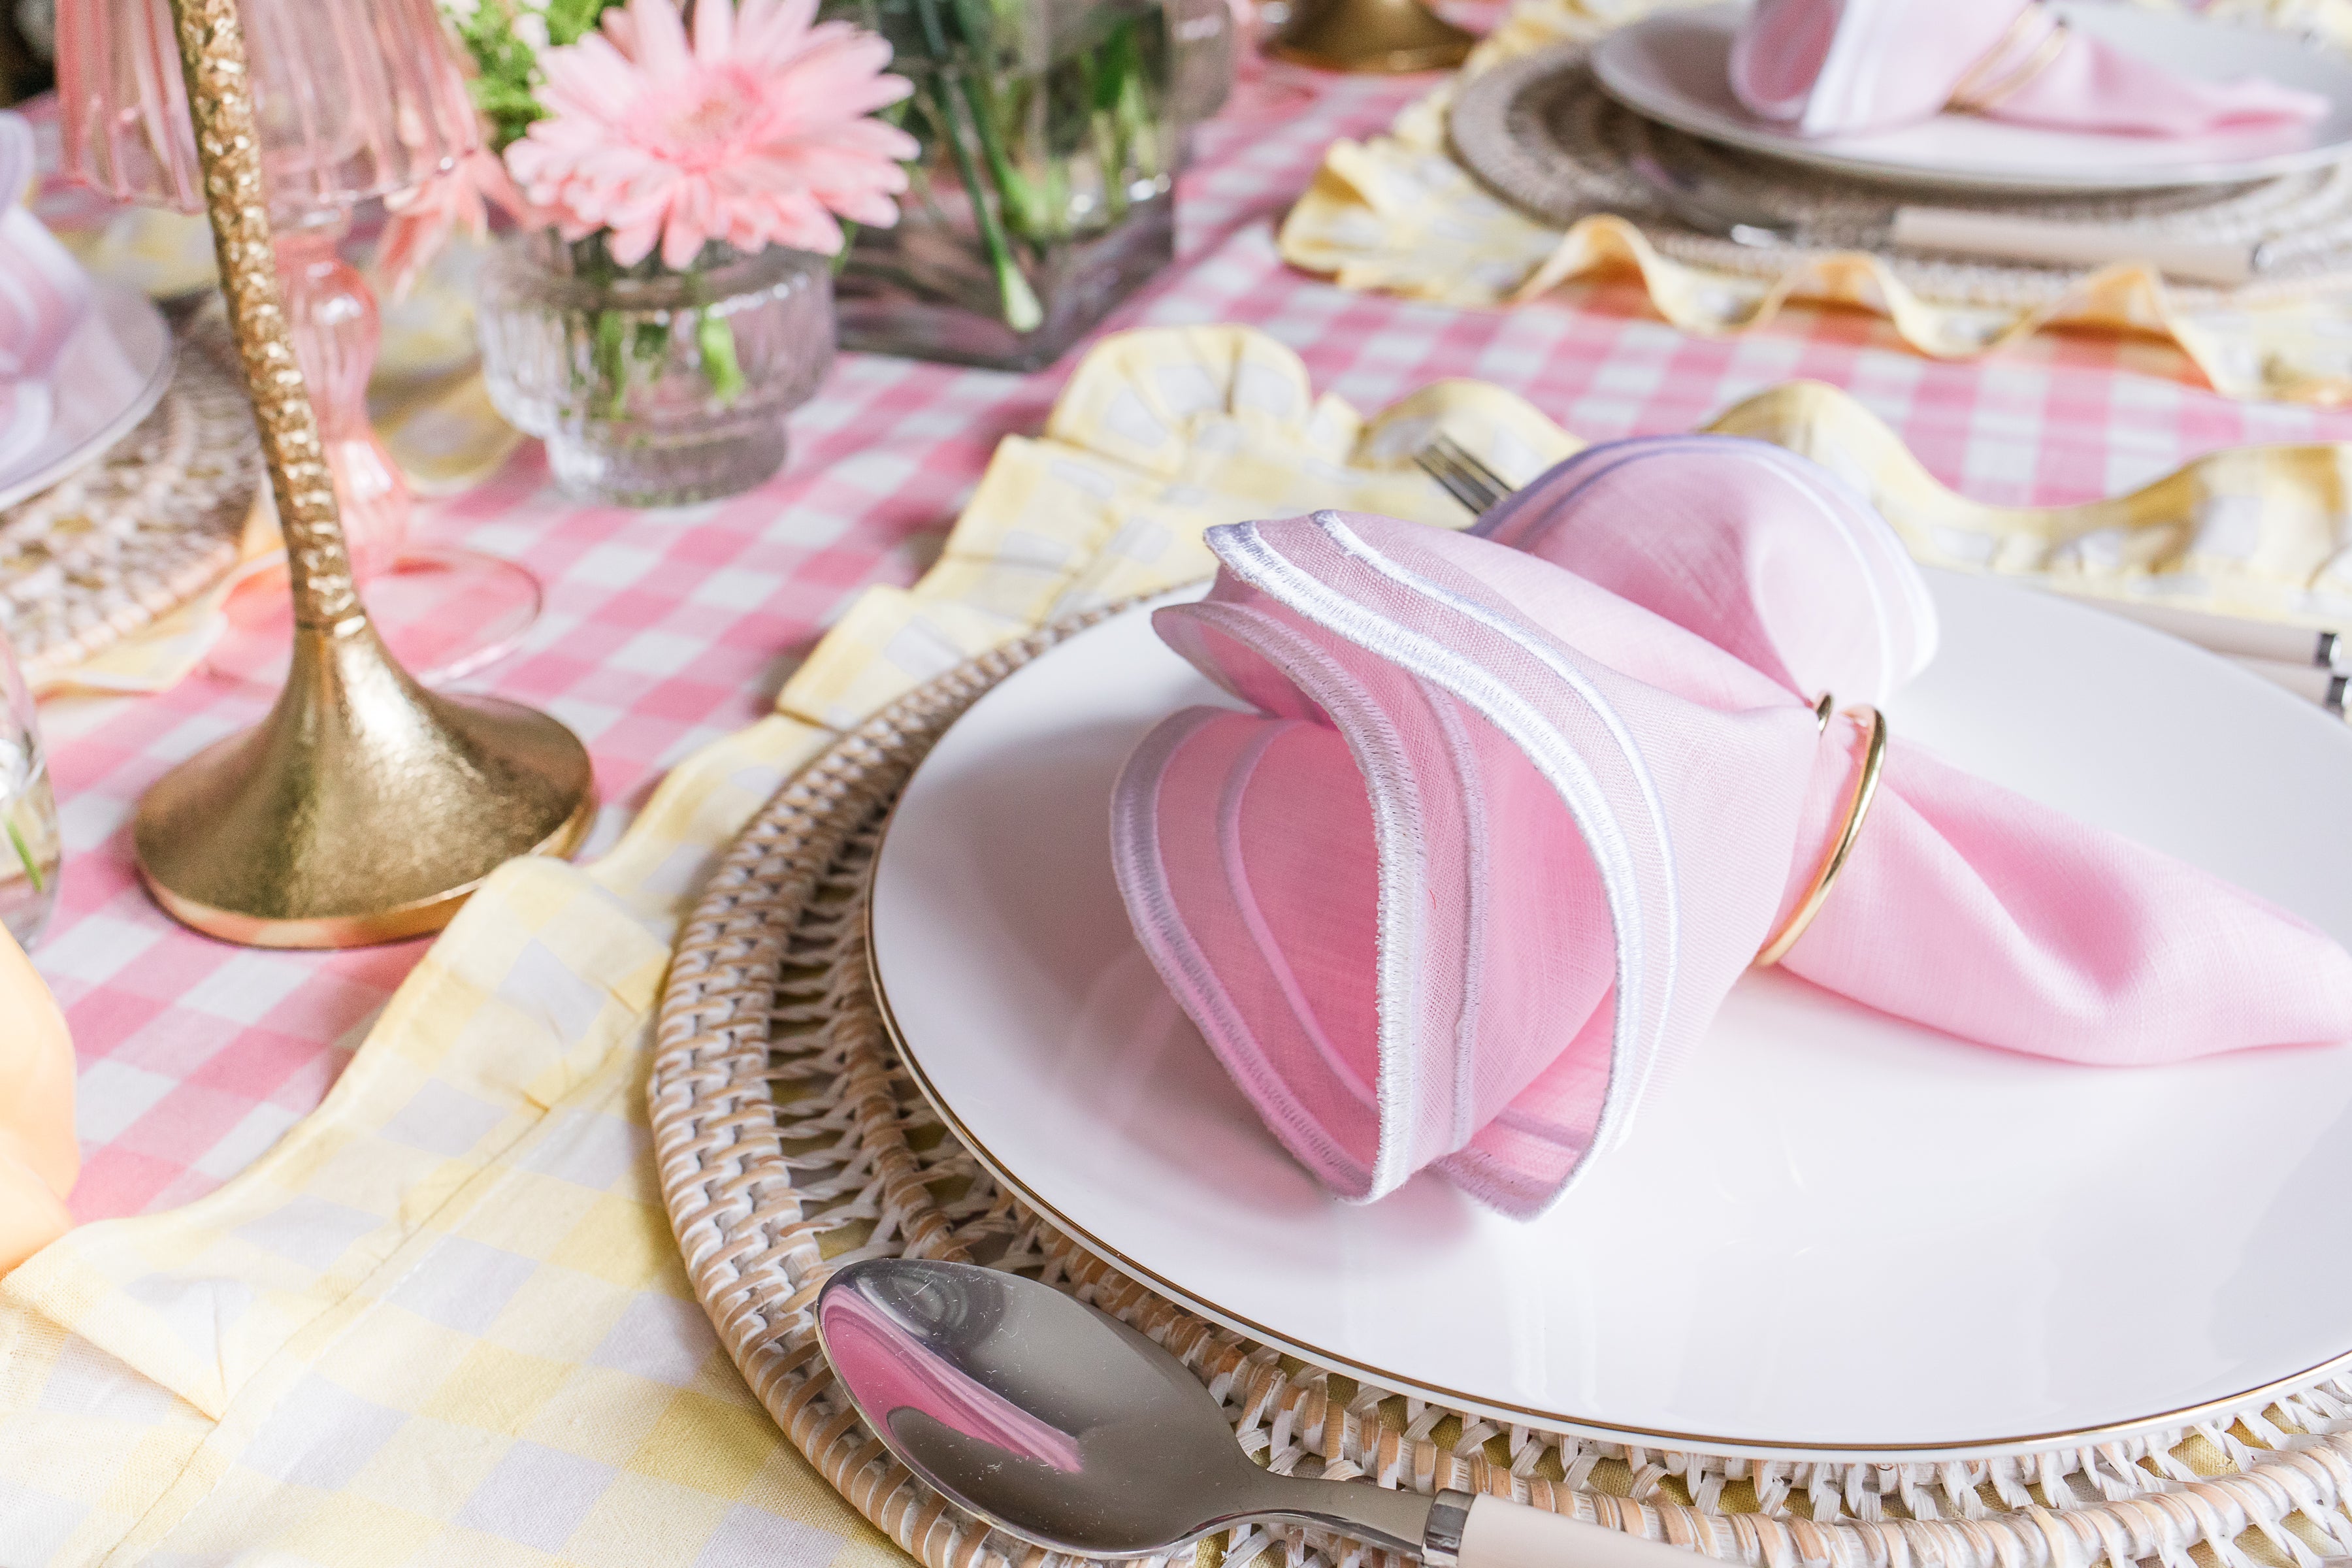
[
  {"x1": 623, "y1": 0, "x2": 693, "y2": 76},
  {"x1": 741, "y1": 0, "x2": 818, "y2": 53},
  {"x1": 607, "y1": 214, "x2": 665, "y2": 265},
  {"x1": 693, "y1": 0, "x2": 735, "y2": 64}
]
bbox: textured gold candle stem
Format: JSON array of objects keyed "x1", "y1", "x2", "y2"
[
  {"x1": 169, "y1": 0, "x2": 357, "y2": 630},
  {"x1": 133, "y1": 0, "x2": 595, "y2": 949}
]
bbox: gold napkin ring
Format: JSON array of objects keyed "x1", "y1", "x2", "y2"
[
  {"x1": 1755, "y1": 702, "x2": 1889, "y2": 968},
  {"x1": 1946, "y1": 7, "x2": 2071, "y2": 115}
]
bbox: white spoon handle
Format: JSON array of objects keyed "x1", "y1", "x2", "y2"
[{"x1": 1454, "y1": 1494, "x2": 1699, "y2": 1568}]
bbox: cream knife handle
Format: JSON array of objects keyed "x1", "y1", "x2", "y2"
[
  {"x1": 1889, "y1": 207, "x2": 2259, "y2": 287},
  {"x1": 1438, "y1": 1494, "x2": 1697, "y2": 1568}
]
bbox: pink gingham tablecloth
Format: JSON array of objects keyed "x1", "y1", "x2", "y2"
[{"x1": 35, "y1": 57, "x2": 2352, "y2": 1226}]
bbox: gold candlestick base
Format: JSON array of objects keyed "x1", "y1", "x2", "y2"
[
  {"x1": 1268, "y1": 0, "x2": 1475, "y2": 73},
  {"x1": 138, "y1": 0, "x2": 595, "y2": 949},
  {"x1": 136, "y1": 622, "x2": 593, "y2": 948}
]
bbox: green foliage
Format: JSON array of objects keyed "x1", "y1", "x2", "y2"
[
  {"x1": 442, "y1": 0, "x2": 627, "y2": 152},
  {"x1": 544, "y1": 0, "x2": 619, "y2": 44}
]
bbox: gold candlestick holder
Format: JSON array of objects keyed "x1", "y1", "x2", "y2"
[
  {"x1": 134, "y1": 0, "x2": 593, "y2": 949},
  {"x1": 1267, "y1": 0, "x2": 1475, "y2": 74}
]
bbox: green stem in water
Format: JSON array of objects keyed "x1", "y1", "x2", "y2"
[
  {"x1": 1077, "y1": 31, "x2": 1134, "y2": 223},
  {"x1": 1088, "y1": 16, "x2": 1162, "y2": 214},
  {"x1": 593, "y1": 307, "x2": 630, "y2": 419},
  {"x1": 906, "y1": 0, "x2": 1044, "y2": 332},
  {"x1": 934, "y1": 78, "x2": 1044, "y2": 331},
  {"x1": 677, "y1": 260, "x2": 745, "y2": 404},
  {"x1": 7, "y1": 814, "x2": 41, "y2": 894},
  {"x1": 1113, "y1": 28, "x2": 1162, "y2": 178},
  {"x1": 945, "y1": 0, "x2": 1050, "y2": 239},
  {"x1": 696, "y1": 310, "x2": 745, "y2": 404}
]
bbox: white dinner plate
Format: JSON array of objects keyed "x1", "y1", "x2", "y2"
[
  {"x1": 868, "y1": 571, "x2": 2352, "y2": 1460},
  {"x1": 1590, "y1": 3, "x2": 2352, "y2": 195},
  {"x1": 0, "y1": 282, "x2": 175, "y2": 513}
]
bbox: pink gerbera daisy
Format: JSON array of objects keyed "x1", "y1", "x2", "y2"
[{"x1": 506, "y1": 0, "x2": 919, "y2": 270}]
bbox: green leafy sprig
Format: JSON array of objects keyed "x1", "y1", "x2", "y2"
[
  {"x1": 441, "y1": 0, "x2": 628, "y2": 152},
  {"x1": 6, "y1": 813, "x2": 41, "y2": 894}
]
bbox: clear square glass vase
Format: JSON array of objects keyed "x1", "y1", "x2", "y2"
[
  {"x1": 822, "y1": 0, "x2": 1205, "y2": 372},
  {"x1": 476, "y1": 235, "x2": 837, "y2": 508}
]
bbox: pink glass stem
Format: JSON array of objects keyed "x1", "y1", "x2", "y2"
[{"x1": 274, "y1": 220, "x2": 408, "y2": 581}]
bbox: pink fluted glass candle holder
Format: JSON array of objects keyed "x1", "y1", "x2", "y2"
[{"x1": 54, "y1": 0, "x2": 540, "y2": 683}]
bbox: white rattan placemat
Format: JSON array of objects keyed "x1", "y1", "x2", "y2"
[
  {"x1": 1447, "y1": 42, "x2": 2352, "y2": 310},
  {"x1": 0, "y1": 319, "x2": 260, "y2": 680},
  {"x1": 650, "y1": 610, "x2": 2352, "y2": 1568}
]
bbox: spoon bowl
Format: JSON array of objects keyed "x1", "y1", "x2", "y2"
[
  {"x1": 816, "y1": 1258, "x2": 1699, "y2": 1568},
  {"x1": 815, "y1": 1258, "x2": 1436, "y2": 1557}
]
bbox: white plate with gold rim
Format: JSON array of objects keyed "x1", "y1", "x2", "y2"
[
  {"x1": 868, "y1": 571, "x2": 2352, "y2": 1460},
  {"x1": 1591, "y1": 3, "x2": 2352, "y2": 195}
]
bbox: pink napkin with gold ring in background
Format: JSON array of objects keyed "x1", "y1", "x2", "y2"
[
  {"x1": 0, "y1": 110, "x2": 94, "y2": 482},
  {"x1": 1729, "y1": 0, "x2": 2329, "y2": 138}
]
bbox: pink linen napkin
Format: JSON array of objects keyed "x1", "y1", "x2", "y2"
[
  {"x1": 1729, "y1": 0, "x2": 2328, "y2": 139},
  {"x1": 0, "y1": 111, "x2": 93, "y2": 482},
  {"x1": 1109, "y1": 437, "x2": 2352, "y2": 1217}
]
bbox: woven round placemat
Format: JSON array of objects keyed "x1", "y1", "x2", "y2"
[
  {"x1": 1448, "y1": 42, "x2": 2352, "y2": 310},
  {"x1": 0, "y1": 318, "x2": 261, "y2": 680},
  {"x1": 650, "y1": 607, "x2": 2352, "y2": 1568}
]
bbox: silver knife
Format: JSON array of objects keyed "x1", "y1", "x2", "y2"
[{"x1": 1629, "y1": 154, "x2": 2270, "y2": 286}]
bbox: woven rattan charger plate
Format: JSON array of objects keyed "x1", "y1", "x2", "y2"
[
  {"x1": 0, "y1": 317, "x2": 261, "y2": 681},
  {"x1": 1447, "y1": 42, "x2": 2352, "y2": 310},
  {"x1": 650, "y1": 609, "x2": 2352, "y2": 1568}
]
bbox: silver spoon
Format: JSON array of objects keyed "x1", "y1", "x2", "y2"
[{"x1": 816, "y1": 1257, "x2": 1697, "y2": 1568}]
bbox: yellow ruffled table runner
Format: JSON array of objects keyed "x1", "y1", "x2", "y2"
[
  {"x1": 7, "y1": 324, "x2": 2352, "y2": 1563},
  {"x1": 1277, "y1": 0, "x2": 2352, "y2": 406}
]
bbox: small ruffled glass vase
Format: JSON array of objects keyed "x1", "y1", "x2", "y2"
[{"x1": 476, "y1": 235, "x2": 837, "y2": 508}]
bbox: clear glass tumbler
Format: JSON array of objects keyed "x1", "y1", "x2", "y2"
[{"x1": 0, "y1": 629, "x2": 59, "y2": 947}]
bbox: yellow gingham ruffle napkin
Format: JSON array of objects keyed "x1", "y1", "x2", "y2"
[
  {"x1": 1277, "y1": 0, "x2": 2352, "y2": 406},
  {"x1": 7, "y1": 324, "x2": 2352, "y2": 1565}
]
